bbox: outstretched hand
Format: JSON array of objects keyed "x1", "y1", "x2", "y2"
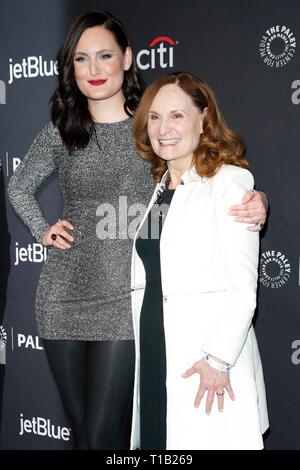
[{"x1": 182, "y1": 358, "x2": 235, "y2": 414}]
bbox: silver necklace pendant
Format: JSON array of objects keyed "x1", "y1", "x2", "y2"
[{"x1": 155, "y1": 175, "x2": 184, "y2": 205}]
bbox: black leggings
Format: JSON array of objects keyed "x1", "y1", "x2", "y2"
[{"x1": 43, "y1": 339, "x2": 135, "y2": 450}]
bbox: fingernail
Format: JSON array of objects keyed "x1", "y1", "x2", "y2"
[
  {"x1": 206, "y1": 411, "x2": 211, "y2": 415},
  {"x1": 220, "y1": 408, "x2": 223, "y2": 412}
]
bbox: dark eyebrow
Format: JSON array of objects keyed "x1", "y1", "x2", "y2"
[{"x1": 74, "y1": 49, "x2": 114, "y2": 55}]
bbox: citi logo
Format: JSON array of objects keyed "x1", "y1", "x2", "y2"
[
  {"x1": 14, "y1": 242, "x2": 47, "y2": 266},
  {"x1": 136, "y1": 36, "x2": 177, "y2": 70},
  {"x1": 8, "y1": 56, "x2": 58, "y2": 85},
  {"x1": 19, "y1": 413, "x2": 71, "y2": 441}
]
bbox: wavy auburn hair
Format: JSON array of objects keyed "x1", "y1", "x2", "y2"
[
  {"x1": 51, "y1": 11, "x2": 143, "y2": 153},
  {"x1": 133, "y1": 72, "x2": 249, "y2": 182}
]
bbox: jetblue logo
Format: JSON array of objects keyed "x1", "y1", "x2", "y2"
[
  {"x1": 14, "y1": 242, "x2": 47, "y2": 266},
  {"x1": 19, "y1": 413, "x2": 71, "y2": 441},
  {"x1": 8, "y1": 56, "x2": 58, "y2": 85}
]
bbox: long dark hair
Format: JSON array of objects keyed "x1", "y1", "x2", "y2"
[{"x1": 51, "y1": 11, "x2": 143, "y2": 153}]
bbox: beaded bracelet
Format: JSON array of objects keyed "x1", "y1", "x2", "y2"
[{"x1": 204, "y1": 354, "x2": 232, "y2": 372}]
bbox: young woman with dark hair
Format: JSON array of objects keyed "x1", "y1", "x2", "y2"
[{"x1": 8, "y1": 12, "x2": 267, "y2": 450}]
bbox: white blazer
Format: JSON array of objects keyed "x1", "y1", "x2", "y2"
[{"x1": 130, "y1": 164, "x2": 269, "y2": 450}]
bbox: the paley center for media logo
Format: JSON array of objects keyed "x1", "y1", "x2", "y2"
[
  {"x1": 259, "y1": 250, "x2": 291, "y2": 288},
  {"x1": 259, "y1": 25, "x2": 296, "y2": 68}
]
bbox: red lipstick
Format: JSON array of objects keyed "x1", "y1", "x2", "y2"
[{"x1": 88, "y1": 79, "x2": 107, "y2": 86}]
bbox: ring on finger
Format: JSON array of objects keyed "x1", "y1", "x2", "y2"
[
  {"x1": 216, "y1": 391, "x2": 225, "y2": 397},
  {"x1": 51, "y1": 233, "x2": 57, "y2": 241},
  {"x1": 255, "y1": 221, "x2": 264, "y2": 230}
]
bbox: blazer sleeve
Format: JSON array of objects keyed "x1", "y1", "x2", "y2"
[
  {"x1": 201, "y1": 168, "x2": 259, "y2": 365},
  {"x1": 7, "y1": 123, "x2": 59, "y2": 243}
]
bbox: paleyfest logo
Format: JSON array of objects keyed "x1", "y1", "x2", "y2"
[{"x1": 259, "y1": 25, "x2": 296, "y2": 67}]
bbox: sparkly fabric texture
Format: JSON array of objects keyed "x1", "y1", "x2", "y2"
[{"x1": 8, "y1": 119, "x2": 154, "y2": 340}]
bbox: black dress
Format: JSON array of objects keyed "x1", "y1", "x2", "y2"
[{"x1": 136, "y1": 188, "x2": 175, "y2": 450}]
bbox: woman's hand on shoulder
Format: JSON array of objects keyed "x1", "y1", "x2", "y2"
[
  {"x1": 229, "y1": 189, "x2": 268, "y2": 232},
  {"x1": 42, "y1": 219, "x2": 74, "y2": 249}
]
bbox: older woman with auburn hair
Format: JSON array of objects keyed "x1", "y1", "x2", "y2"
[{"x1": 130, "y1": 72, "x2": 269, "y2": 450}]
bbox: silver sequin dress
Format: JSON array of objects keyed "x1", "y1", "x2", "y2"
[{"x1": 8, "y1": 118, "x2": 154, "y2": 340}]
